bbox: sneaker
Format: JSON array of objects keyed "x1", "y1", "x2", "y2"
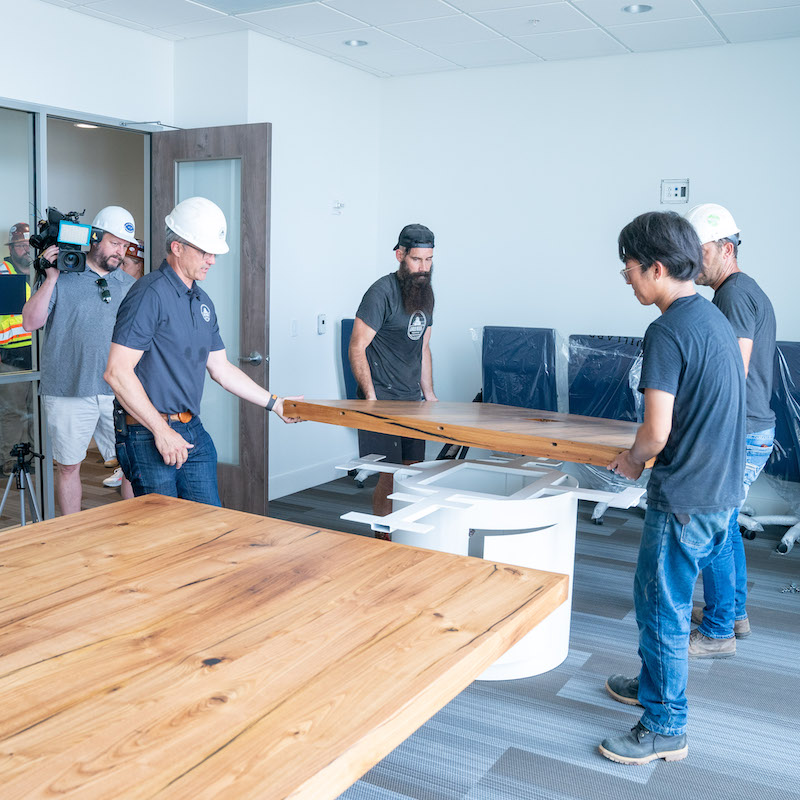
[
  {"x1": 688, "y1": 628, "x2": 735, "y2": 659},
  {"x1": 599, "y1": 721, "x2": 688, "y2": 765},
  {"x1": 692, "y1": 605, "x2": 751, "y2": 638},
  {"x1": 103, "y1": 467, "x2": 123, "y2": 488},
  {"x1": 605, "y1": 674, "x2": 643, "y2": 707}
]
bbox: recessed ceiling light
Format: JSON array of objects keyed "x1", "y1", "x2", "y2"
[
  {"x1": 623, "y1": 4, "x2": 653, "y2": 12},
  {"x1": 343, "y1": 39, "x2": 368, "y2": 47},
  {"x1": 74, "y1": 123, "x2": 98, "y2": 129}
]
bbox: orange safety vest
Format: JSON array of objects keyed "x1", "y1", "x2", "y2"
[{"x1": 0, "y1": 259, "x2": 32, "y2": 350}]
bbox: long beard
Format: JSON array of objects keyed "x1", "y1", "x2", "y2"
[{"x1": 397, "y1": 261, "x2": 434, "y2": 315}]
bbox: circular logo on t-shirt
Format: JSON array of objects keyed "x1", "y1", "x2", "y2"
[
  {"x1": 200, "y1": 304, "x2": 211, "y2": 323},
  {"x1": 407, "y1": 311, "x2": 427, "y2": 341}
]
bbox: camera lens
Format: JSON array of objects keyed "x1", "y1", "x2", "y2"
[{"x1": 62, "y1": 252, "x2": 80, "y2": 268}]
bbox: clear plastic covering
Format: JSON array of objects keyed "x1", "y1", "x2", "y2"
[
  {"x1": 568, "y1": 335, "x2": 644, "y2": 422},
  {"x1": 482, "y1": 326, "x2": 568, "y2": 412},
  {"x1": 763, "y1": 341, "x2": 800, "y2": 511}
]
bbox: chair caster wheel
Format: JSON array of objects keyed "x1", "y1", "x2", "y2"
[
  {"x1": 592, "y1": 517, "x2": 604, "y2": 526},
  {"x1": 741, "y1": 528, "x2": 757, "y2": 540}
]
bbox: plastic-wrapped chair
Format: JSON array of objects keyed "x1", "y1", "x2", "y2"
[
  {"x1": 341, "y1": 318, "x2": 374, "y2": 488},
  {"x1": 738, "y1": 341, "x2": 800, "y2": 554},
  {"x1": 565, "y1": 335, "x2": 647, "y2": 524}
]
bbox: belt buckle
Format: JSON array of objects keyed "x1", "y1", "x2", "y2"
[{"x1": 177, "y1": 411, "x2": 192, "y2": 424}]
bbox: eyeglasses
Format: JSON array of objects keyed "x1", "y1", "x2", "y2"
[
  {"x1": 619, "y1": 262, "x2": 648, "y2": 284},
  {"x1": 181, "y1": 241, "x2": 212, "y2": 261},
  {"x1": 96, "y1": 277, "x2": 110, "y2": 303}
]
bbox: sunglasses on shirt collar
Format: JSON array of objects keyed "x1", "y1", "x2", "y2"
[{"x1": 96, "y1": 277, "x2": 111, "y2": 303}]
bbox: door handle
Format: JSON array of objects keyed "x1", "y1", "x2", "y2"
[{"x1": 238, "y1": 351, "x2": 264, "y2": 366}]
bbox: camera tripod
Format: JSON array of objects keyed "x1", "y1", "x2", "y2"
[{"x1": 0, "y1": 443, "x2": 44, "y2": 526}]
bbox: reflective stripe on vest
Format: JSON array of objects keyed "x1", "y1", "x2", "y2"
[{"x1": 0, "y1": 259, "x2": 32, "y2": 349}]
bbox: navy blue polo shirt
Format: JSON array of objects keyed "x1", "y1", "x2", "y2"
[{"x1": 112, "y1": 260, "x2": 224, "y2": 415}]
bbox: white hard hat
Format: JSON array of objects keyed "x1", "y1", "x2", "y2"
[
  {"x1": 685, "y1": 203, "x2": 739, "y2": 245},
  {"x1": 165, "y1": 196, "x2": 229, "y2": 255},
  {"x1": 92, "y1": 206, "x2": 137, "y2": 244}
]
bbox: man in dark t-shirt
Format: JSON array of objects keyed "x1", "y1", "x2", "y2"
[
  {"x1": 349, "y1": 224, "x2": 438, "y2": 523},
  {"x1": 599, "y1": 211, "x2": 745, "y2": 766},
  {"x1": 686, "y1": 203, "x2": 776, "y2": 655}
]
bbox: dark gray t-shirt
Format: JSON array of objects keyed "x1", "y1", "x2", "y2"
[
  {"x1": 112, "y1": 261, "x2": 224, "y2": 415},
  {"x1": 713, "y1": 271, "x2": 776, "y2": 433},
  {"x1": 355, "y1": 272, "x2": 432, "y2": 401},
  {"x1": 640, "y1": 294, "x2": 746, "y2": 515},
  {"x1": 39, "y1": 267, "x2": 135, "y2": 397}
]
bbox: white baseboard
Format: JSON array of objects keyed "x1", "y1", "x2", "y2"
[{"x1": 268, "y1": 452, "x2": 356, "y2": 501}]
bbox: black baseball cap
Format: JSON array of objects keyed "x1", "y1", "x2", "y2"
[{"x1": 393, "y1": 223, "x2": 434, "y2": 251}]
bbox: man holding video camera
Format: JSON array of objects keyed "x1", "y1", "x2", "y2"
[{"x1": 22, "y1": 206, "x2": 138, "y2": 515}]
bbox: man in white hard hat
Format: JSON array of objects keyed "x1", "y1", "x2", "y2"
[
  {"x1": 22, "y1": 206, "x2": 138, "y2": 514},
  {"x1": 104, "y1": 197, "x2": 299, "y2": 505},
  {"x1": 685, "y1": 203, "x2": 776, "y2": 658}
]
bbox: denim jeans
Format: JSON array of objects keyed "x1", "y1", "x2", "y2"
[
  {"x1": 635, "y1": 507, "x2": 732, "y2": 736},
  {"x1": 698, "y1": 427, "x2": 775, "y2": 638},
  {"x1": 116, "y1": 416, "x2": 221, "y2": 506}
]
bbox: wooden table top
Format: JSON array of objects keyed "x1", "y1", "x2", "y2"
[
  {"x1": 286, "y1": 400, "x2": 645, "y2": 468},
  {"x1": 0, "y1": 496, "x2": 567, "y2": 800}
]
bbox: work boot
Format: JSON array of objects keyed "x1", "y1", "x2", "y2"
[
  {"x1": 599, "y1": 721, "x2": 688, "y2": 765},
  {"x1": 605, "y1": 674, "x2": 643, "y2": 707},
  {"x1": 692, "y1": 605, "x2": 751, "y2": 638},
  {"x1": 688, "y1": 628, "x2": 735, "y2": 658}
]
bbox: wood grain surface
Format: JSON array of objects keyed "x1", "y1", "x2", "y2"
[
  {"x1": 286, "y1": 400, "x2": 647, "y2": 467},
  {"x1": 0, "y1": 495, "x2": 567, "y2": 800}
]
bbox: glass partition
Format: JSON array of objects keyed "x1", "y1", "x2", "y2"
[{"x1": 0, "y1": 106, "x2": 37, "y2": 530}]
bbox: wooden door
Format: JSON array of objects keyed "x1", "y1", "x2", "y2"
[{"x1": 151, "y1": 124, "x2": 271, "y2": 514}]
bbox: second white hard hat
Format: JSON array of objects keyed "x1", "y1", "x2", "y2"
[
  {"x1": 685, "y1": 203, "x2": 739, "y2": 245},
  {"x1": 92, "y1": 206, "x2": 137, "y2": 244},
  {"x1": 165, "y1": 196, "x2": 229, "y2": 255}
]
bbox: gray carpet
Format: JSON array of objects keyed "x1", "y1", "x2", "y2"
[{"x1": 269, "y1": 477, "x2": 800, "y2": 800}]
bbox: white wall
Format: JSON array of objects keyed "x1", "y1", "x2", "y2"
[
  {"x1": 47, "y1": 119, "x2": 145, "y2": 234},
  {"x1": 0, "y1": 0, "x2": 173, "y2": 125},
  {"x1": 174, "y1": 32, "x2": 382, "y2": 499},
  {"x1": 378, "y1": 38, "x2": 800, "y2": 405}
]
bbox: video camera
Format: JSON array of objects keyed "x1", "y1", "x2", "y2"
[{"x1": 30, "y1": 207, "x2": 93, "y2": 277}]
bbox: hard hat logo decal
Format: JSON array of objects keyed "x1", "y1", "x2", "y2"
[
  {"x1": 707, "y1": 214, "x2": 720, "y2": 228},
  {"x1": 125, "y1": 222, "x2": 134, "y2": 233},
  {"x1": 200, "y1": 304, "x2": 211, "y2": 323}
]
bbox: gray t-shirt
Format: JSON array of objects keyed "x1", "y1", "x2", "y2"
[
  {"x1": 355, "y1": 272, "x2": 432, "y2": 401},
  {"x1": 713, "y1": 271, "x2": 776, "y2": 433},
  {"x1": 39, "y1": 267, "x2": 135, "y2": 397}
]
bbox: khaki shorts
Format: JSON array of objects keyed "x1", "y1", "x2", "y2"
[{"x1": 43, "y1": 395, "x2": 116, "y2": 465}]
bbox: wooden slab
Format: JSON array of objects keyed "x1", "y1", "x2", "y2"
[
  {"x1": 0, "y1": 495, "x2": 567, "y2": 800},
  {"x1": 287, "y1": 399, "x2": 647, "y2": 468}
]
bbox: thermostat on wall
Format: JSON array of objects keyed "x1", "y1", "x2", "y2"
[{"x1": 660, "y1": 179, "x2": 689, "y2": 204}]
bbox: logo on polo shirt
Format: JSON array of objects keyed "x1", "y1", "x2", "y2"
[
  {"x1": 407, "y1": 311, "x2": 426, "y2": 341},
  {"x1": 200, "y1": 304, "x2": 211, "y2": 323}
]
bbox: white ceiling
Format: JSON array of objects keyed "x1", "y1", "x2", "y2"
[{"x1": 40, "y1": 0, "x2": 800, "y2": 76}]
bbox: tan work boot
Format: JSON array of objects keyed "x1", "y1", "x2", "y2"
[
  {"x1": 691, "y1": 605, "x2": 751, "y2": 638},
  {"x1": 688, "y1": 628, "x2": 735, "y2": 658}
]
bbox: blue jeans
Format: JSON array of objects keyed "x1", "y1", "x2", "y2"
[
  {"x1": 635, "y1": 507, "x2": 732, "y2": 736},
  {"x1": 116, "y1": 416, "x2": 221, "y2": 506},
  {"x1": 699, "y1": 427, "x2": 775, "y2": 638}
]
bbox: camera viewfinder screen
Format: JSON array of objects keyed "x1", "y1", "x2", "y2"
[{"x1": 58, "y1": 221, "x2": 92, "y2": 247}]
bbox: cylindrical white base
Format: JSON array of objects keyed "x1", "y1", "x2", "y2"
[{"x1": 391, "y1": 461, "x2": 577, "y2": 680}]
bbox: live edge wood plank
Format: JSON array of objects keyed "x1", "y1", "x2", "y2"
[
  {"x1": 286, "y1": 399, "x2": 650, "y2": 468},
  {"x1": 0, "y1": 495, "x2": 567, "y2": 800}
]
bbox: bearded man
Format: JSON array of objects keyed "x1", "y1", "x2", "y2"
[
  {"x1": 22, "y1": 206, "x2": 138, "y2": 514},
  {"x1": 349, "y1": 223, "x2": 438, "y2": 523}
]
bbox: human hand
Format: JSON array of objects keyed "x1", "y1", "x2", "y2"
[
  {"x1": 155, "y1": 426, "x2": 194, "y2": 468},
  {"x1": 607, "y1": 449, "x2": 644, "y2": 481},
  {"x1": 272, "y1": 395, "x2": 304, "y2": 424},
  {"x1": 40, "y1": 245, "x2": 60, "y2": 277}
]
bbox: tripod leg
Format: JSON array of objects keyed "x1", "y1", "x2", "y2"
[
  {"x1": 20, "y1": 470, "x2": 42, "y2": 524},
  {"x1": 0, "y1": 472, "x2": 15, "y2": 519}
]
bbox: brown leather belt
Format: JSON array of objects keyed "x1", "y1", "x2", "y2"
[{"x1": 125, "y1": 411, "x2": 193, "y2": 426}]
